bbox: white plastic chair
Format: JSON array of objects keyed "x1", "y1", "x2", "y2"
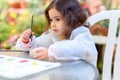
[{"x1": 87, "y1": 10, "x2": 120, "y2": 80}]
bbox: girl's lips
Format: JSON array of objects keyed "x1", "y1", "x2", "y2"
[{"x1": 53, "y1": 29, "x2": 58, "y2": 32}]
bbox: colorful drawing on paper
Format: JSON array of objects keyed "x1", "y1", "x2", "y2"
[{"x1": 0, "y1": 55, "x2": 60, "y2": 79}]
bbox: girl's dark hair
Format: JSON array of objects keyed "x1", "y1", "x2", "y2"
[{"x1": 45, "y1": 0, "x2": 88, "y2": 39}]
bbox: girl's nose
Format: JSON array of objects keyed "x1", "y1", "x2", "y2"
[{"x1": 51, "y1": 21, "x2": 56, "y2": 28}]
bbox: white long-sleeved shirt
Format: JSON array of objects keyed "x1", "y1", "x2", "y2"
[{"x1": 15, "y1": 26, "x2": 98, "y2": 66}]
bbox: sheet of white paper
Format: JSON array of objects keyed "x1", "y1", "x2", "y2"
[{"x1": 0, "y1": 55, "x2": 60, "y2": 79}]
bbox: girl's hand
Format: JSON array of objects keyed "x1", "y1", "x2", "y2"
[
  {"x1": 32, "y1": 47, "x2": 48, "y2": 60},
  {"x1": 21, "y1": 29, "x2": 33, "y2": 43}
]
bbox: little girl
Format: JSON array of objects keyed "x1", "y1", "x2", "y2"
[{"x1": 16, "y1": 0, "x2": 98, "y2": 66}]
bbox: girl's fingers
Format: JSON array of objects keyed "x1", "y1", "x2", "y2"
[
  {"x1": 23, "y1": 33, "x2": 29, "y2": 39},
  {"x1": 34, "y1": 54, "x2": 45, "y2": 60},
  {"x1": 34, "y1": 51, "x2": 47, "y2": 60},
  {"x1": 32, "y1": 48, "x2": 48, "y2": 60},
  {"x1": 22, "y1": 34, "x2": 29, "y2": 42},
  {"x1": 21, "y1": 29, "x2": 32, "y2": 42},
  {"x1": 37, "y1": 56, "x2": 45, "y2": 60},
  {"x1": 33, "y1": 51, "x2": 42, "y2": 59},
  {"x1": 24, "y1": 30, "x2": 31, "y2": 38}
]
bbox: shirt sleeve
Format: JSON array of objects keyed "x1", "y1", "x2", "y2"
[
  {"x1": 15, "y1": 30, "x2": 60, "y2": 51},
  {"x1": 48, "y1": 31, "x2": 98, "y2": 66},
  {"x1": 15, "y1": 30, "x2": 53, "y2": 51},
  {"x1": 15, "y1": 36, "x2": 38, "y2": 51}
]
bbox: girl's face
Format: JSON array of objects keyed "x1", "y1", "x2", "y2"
[{"x1": 48, "y1": 8, "x2": 68, "y2": 37}]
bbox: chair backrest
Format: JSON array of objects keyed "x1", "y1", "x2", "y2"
[{"x1": 87, "y1": 10, "x2": 120, "y2": 80}]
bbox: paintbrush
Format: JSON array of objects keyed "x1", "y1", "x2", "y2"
[{"x1": 30, "y1": 15, "x2": 34, "y2": 40}]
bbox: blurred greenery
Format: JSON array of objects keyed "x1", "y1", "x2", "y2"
[
  {"x1": 101, "y1": 0, "x2": 120, "y2": 36},
  {"x1": 0, "y1": 22, "x2": 10, "y2": 43},
  {"x1": 0, "y1": 0, "x2": 9, "y2": 12},
  {"x1": 27, "y1": 0, "x2": 44, "y2": 15},
  {"x1": 0, "y1": 0, "x2": 48, "y2": 48},
  {"x1": 102, "y1": 0, "x2": 119, "y2": 10},
  {"x1": 14, "y1": 0, "x2": 47, "y2": 36},
  {"x1": 32, "y1": 14, "x2": 47, "y2": 36},
  {"x1": 15, "y1": 14, "x2": 47, "y2": 37},
  {"x1": 101, "y1": 19, "x2": 120, "y2": 36}
]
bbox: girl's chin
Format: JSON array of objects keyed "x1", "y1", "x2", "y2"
[
  {"x1": 55, "y1": 33, "x2": 61, "y2": 37},
  {"x1": 56, "y1": 33, "x2": 60, "y2": 36},
  {"x1": 54, "y1": 32, "x2": 60, "y2": 35},
  {"x1": 53, "y1": 31, "x2": 62, "y2": 37}
]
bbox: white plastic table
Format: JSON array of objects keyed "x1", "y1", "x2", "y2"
[{"x1": 0, "y1": 52, "x2": 99, "y2": 80}]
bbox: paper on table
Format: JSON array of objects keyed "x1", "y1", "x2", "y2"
[{"x1": 0, "y1": 55, "x2": 60, "y2": 79}]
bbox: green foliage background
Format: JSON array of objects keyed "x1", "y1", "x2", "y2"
[{"x1": 0, "y1": 22, "x2": 10, "y2": 43}]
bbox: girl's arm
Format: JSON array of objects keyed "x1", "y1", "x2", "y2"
[
  {"x1": 48, "y1": 32, "x2": 98, "y2": 66},
  {"x1": 15, "y1": 36, "x2": 38, "y2": 51},
  {"x1": 15, "y1": 29, "x2": 60, "y2": 51}
]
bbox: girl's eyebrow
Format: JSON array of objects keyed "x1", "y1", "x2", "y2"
[
  {"x1": 49, "y1": 16, "x2": 63, "y2": 20},
  {"x1": 53, "y1": 16, "x2": 63, "y2": 19}
]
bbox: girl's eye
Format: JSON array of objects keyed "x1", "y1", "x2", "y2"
[{"x1": 56, "y1": 18, "x2": 60, "y2": 21}]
